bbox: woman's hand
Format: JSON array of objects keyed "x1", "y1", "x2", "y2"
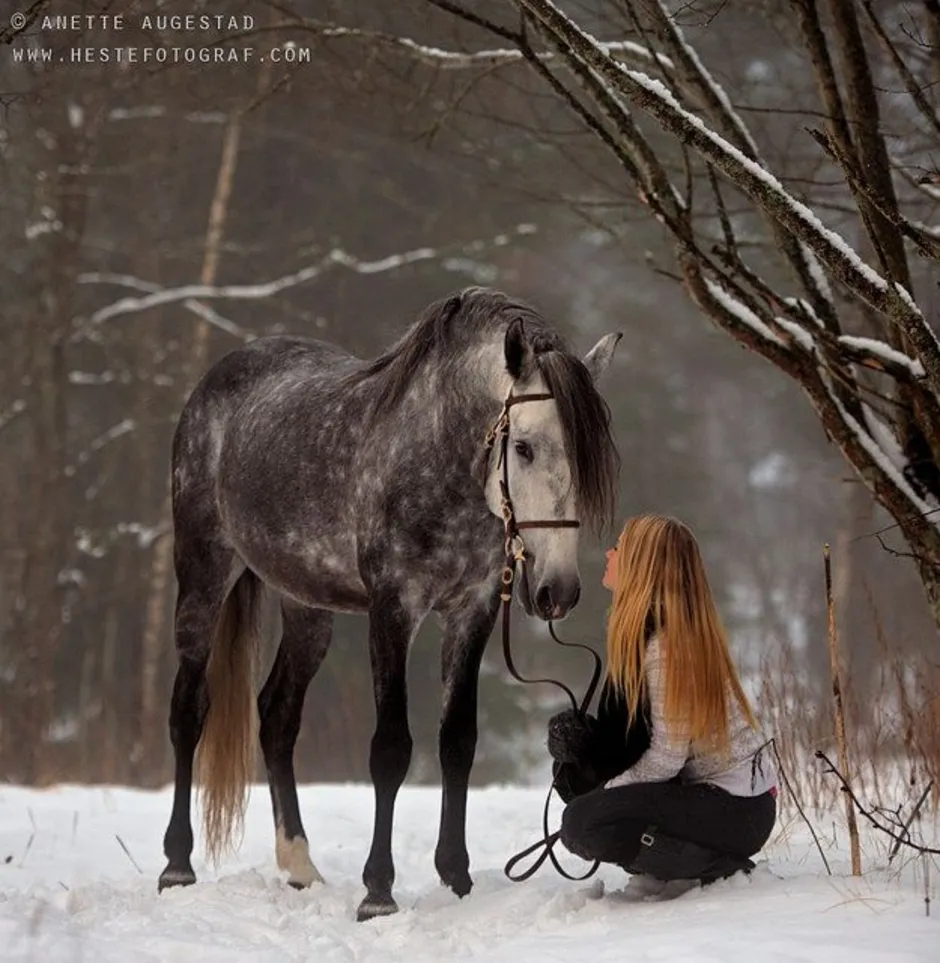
[{"x1": 546, "y1": 709, "x2": 596, "y2": 764}]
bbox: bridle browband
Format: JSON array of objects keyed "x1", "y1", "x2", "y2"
[{"x1": 482, "y1": 388, "x2": 603, "y2": 883}]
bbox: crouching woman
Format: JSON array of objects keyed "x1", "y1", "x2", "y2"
[{"x1": 550, "y1": 514, "x2": 777, "y2": 893}]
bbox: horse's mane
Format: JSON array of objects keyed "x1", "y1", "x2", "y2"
[
  {"x1": 351, "y1": 287, "x2": 619, "y2": 533},
  {"x1": 353, "y1": 287, "x2": 544, "y2": 409}
]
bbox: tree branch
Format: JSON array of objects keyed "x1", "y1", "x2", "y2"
[
  {"x1": 235, "y1": 16, "x2": 675, "y2": 72},
  {"x1": 862, "y1": 1, "x2": 940, "y2": 141},
  {"x1": 73, "y1": 273, "x2": 253, "y2": 343},
  {"x1": 817, "y1": 750, "x2": 940, "y2": 855},
  {"x1": 513, "y1": 0, "x2": 940, "y2": 403},
  {"x1": 76, "y1": 225, "x2": 538, "y2": 328}
]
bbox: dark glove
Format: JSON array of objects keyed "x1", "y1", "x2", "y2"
[{"x1": 546, "y1": 709, "x2": 596, "y2": 764}]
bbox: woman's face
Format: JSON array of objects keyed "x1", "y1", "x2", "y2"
[{"x1": 602, "y1": 545, "x2": 618, "y2": 591}]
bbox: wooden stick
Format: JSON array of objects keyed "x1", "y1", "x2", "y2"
[{"x1": 824, "y1": 543, "x2": 862, "y2": 875}]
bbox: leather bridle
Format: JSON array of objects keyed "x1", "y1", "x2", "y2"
[
  {"x1": 481, "y1": 388, "x2": 603, "y2": 882},
  {"x1": 481, "y1": 389, "x2": 580, "y2": 603}
]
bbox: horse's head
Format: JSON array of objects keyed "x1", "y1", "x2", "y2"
[{"x1": 482, "y1": 317, "x2": 620, "y2": 621}]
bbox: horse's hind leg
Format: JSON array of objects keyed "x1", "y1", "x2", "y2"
[
  {"x1": 258, "y1": 600, "x2": 333, "y2": 889},
  {"x1": 159, "y1": 543, "x2": 241, "y2": 891},
  {"x1": 434, "y1": 585, "x2": 501, "y2": 897}
]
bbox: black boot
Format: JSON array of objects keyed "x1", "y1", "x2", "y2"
[{"x1": 625, "y1": 825, "x2": 754, "y2": 883}]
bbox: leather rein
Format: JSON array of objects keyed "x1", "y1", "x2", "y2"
[{"x1": 481, "y1": 388, "x2": 603, "y2": 883}]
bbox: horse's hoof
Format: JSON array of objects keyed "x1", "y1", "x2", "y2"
[
  {"x1": 158, "y1": 865, "x2": 196, "y2": 892},
  {"x1": 436, "y1": 856, "x2": 473, "y2": 898},
  {"x1": 356, "y1": 893, "x2": 399, "y2": 922},
  {"x1": 447, "y1": 872, "x2": 473, "y2": 898},
  {"x1": 276, "y1": 828, "x2": 324, "y2": 889}
]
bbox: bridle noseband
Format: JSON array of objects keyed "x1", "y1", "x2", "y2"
[{"x1": 482, "y1": 388, "x2": 603, "y2": 883}]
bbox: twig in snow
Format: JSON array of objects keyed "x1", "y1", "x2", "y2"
[
  {"x1": 816, "y1": 751, "x2": 940, "y2": 856},
  {"x1": 888, "y1": 782, "x2": 934, "y2": 865},
  {"x1": 19, "y1": 833, "x2": 34, "y2": 868},
  {"x1": 770, "y1": 737, "x2": 832, "y2": 875},
  {"x1": 115, "y1": 834, "x2": 143, "y2": 874}
]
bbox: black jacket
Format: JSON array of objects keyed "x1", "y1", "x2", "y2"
[{"x1": 552, "y1": 678, "x2": 652, "y2": 802}]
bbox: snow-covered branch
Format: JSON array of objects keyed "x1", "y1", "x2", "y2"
[
  {"x1": 838, "y1": 336, "x2": 926, "y2": 380},
  {"x1": 514, "y1": 0, "x2": 940, "y2": 399},
  {"x1": 246, "y1": 19, "x2": 674, "y2": 72},
  {"x1": 641, "y1": 0, "x2": 836, "y2": 330},
  {"x1": 75, "y1": 273, "x2": 252, "y2": 342},
  {"x1": 702, "y1": 279, "x2": 784, "y2": 348},
  {"x1": 643, "y1": 0, "x2": 757, "y2": 159},
  {"x1": 829, "y1": 388, "x2": 936, "y2": 517},
  {"x1": 77, "y1": 225, "x2": 538, "y2": 328}
]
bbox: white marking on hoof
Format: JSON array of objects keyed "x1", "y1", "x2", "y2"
[{"x1": 275, "y1": 826, "x2": 324, "y2": 887}]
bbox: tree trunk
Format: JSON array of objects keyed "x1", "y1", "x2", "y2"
[{"x1": 3, "y1": 108, "x2": 94, "y2": 782}]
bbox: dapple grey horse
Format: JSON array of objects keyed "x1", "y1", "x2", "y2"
[{"x1": 157, "y1": 287, "x2": 620, "y2": 920}]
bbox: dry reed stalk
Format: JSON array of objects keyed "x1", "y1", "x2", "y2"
[{"x1": 824, "y1": 543, "x2": 862, "y2": 875}]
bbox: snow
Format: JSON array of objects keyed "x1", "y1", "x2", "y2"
[
  {"x1": 839, "y1": 335, "x2": 927, "y2": 379},
  {"x1": 801, "y1": 245, "x2": 834, "y2": 306},
  {"x1": 773, "y1": 315, "x2": 815, "y2": 352},
  {"x1": 830, "y1": 391, "x2": 938, "y2": 515},
  {"x1": 1, "y1": 783, "x2": 936, "y2": 962},
  {"x1": 703, "y1": 279, "x2": 784, "y2": 346}
]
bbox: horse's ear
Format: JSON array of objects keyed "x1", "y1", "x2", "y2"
[
  {"x1": 583, "y1": 332, "x2": 622, "y2": 383},
  {"x1": 504, "y1": 318, "x2": 531, "y2": 379}
]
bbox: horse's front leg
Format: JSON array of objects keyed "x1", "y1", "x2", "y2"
[
  {"x1": 357, "y1": 590, "x2": 418, "y2": 922},
  {"x1": 434, "y1": 584, "x2": 502, "y2": 897}
]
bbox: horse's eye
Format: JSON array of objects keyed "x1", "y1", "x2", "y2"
[{"x1": 514, "y1": 440, "x2": 534, "y2": 463}]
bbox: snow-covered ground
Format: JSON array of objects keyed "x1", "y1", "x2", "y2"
[{"x1": 1, "y1": 782, "x2": 936, "y2": 961}]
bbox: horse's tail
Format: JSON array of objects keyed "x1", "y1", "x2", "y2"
[{"x1": 195, "y1": 568, "x2": 262, "y2": 864}]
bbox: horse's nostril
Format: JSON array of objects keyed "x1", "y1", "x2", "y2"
[
  {"x1": 535, "y1": 585, "x2": 553, "y2": 618},
  {"x1": 537, "y1": 581, "x2": 581, "y2": 620},
  {"x1": 567, "y1": 584, "x2": 581, "y2": 610}
]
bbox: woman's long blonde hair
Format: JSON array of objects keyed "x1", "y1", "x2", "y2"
[{"x1": 606, "y1": 514, "x2": 757, "y2": 756}]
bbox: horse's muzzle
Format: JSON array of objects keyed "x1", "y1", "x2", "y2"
[{"x1": 535, "y1": 577, "x2": 581, "y2": 621}]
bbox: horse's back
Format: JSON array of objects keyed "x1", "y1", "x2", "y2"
[
  {"x1": 191, "y1": 335, "x2": 355, "y2": 406},
  {"x1": 176, "y1": 334, "x2": 356, "y2": 445}
]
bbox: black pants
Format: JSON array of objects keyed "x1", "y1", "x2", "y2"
[{"x1": 560, "y1": 781, "x2": 776, "y2": 872}]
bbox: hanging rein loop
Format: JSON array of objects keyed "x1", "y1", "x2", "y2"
[{"x1": 482, "y1": 389, "x2": 604, "y2": 883}]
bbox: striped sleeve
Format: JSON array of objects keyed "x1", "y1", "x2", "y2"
[{"x1": 604, "y1": 638, "x2": 690, "y2": 789}]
